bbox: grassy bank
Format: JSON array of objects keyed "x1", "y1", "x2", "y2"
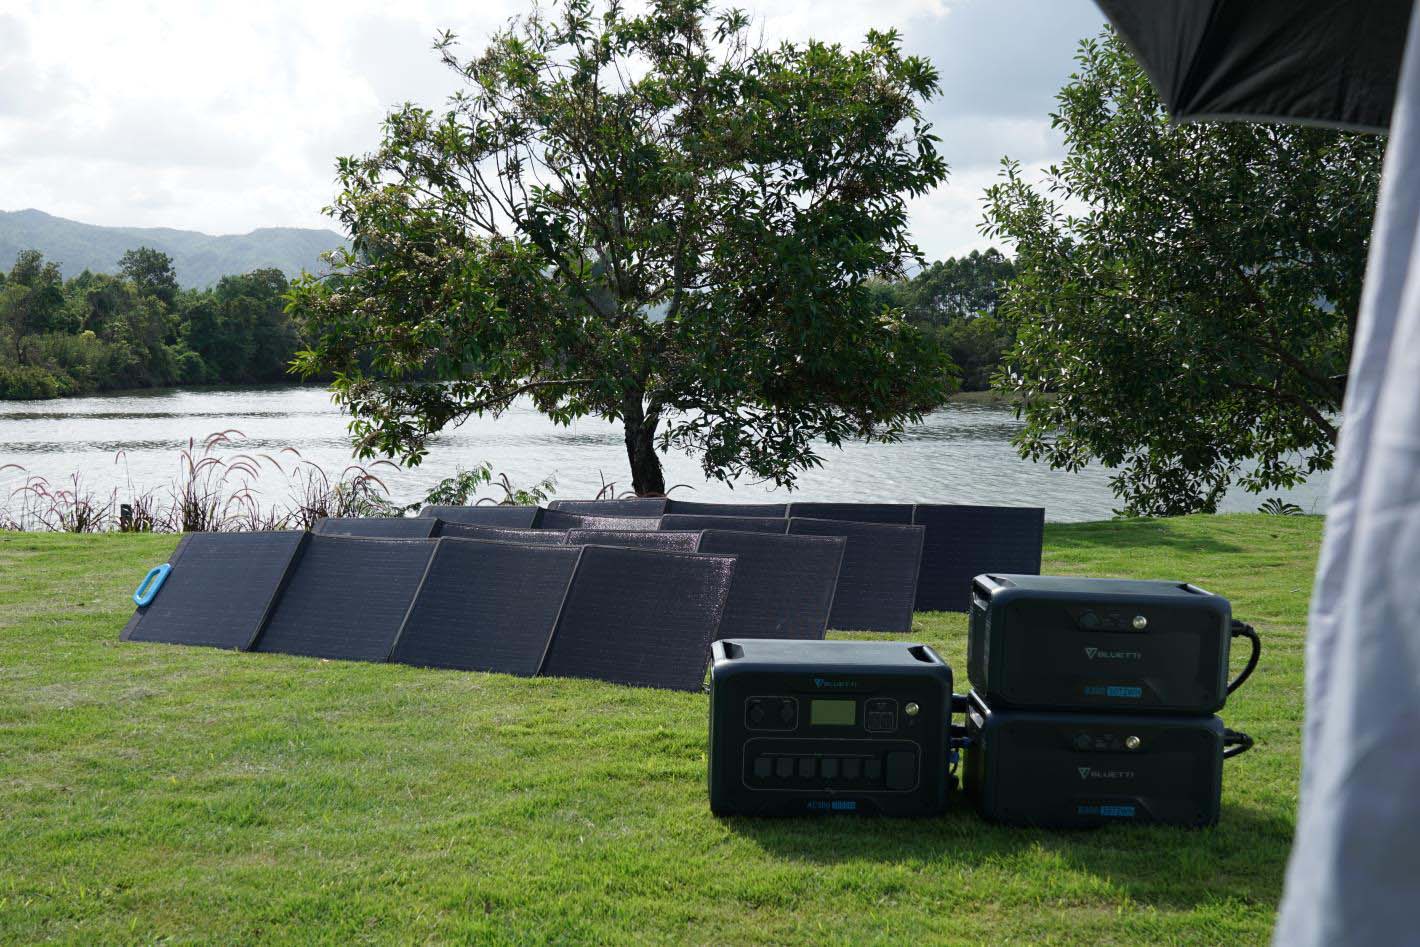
[{"x1": 0, "y1": 514, "x2": 1318, "y2": 944}]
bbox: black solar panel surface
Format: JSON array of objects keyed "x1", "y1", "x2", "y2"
[
  {"x1": 664, "y1": 500, "x2": 787, "y2": 517},
  {"x1": 536, "y1": 509, "x2": 663, "y2": 531},
  {"x1": 391, "y1": 539, "x2": 581, "y2": 675},
  {"x1": 437, "y1": 523, "x2": 570, "y2": 545},
  {"x1": 548, "y1": 498, "x2": 670, "y2": 515},
  {"x1": 785, "y1": 502, "x2": 915, "y2": 524},
  {"x1": 539, "y1": 546, "x2": 735, "y2": 691},
  {"x1": 697, "y1": 530, "x2": 844, "y2": 641},
  {"x1": 313, "y1": 517, "x2": 438, "y2": 538},
  {"x1": 566, "y1": 529, "x2": 703, "y2": 552},
  {"x1": 420, "y1": 505, "x2": 542, "y2": 527},
  {"x1": 911, "y1": 504, "x2": 1045, "y2": 611},
  {"x1": 122, "y1": 531, "x2": 306, "y2": 649},
  {"x1": 787, "y1": 517, "x2": 924, "y2": 633},
  {"x1": 658, "y1": 514, "x2": 788, "y2": 534},
  {"x1": 254, "y1": 535, "x2": 436, "y2": 661}
]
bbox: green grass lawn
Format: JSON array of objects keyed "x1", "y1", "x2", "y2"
[{"x1": 0, "y1": 514, "x2": 1319, "y2": 945}]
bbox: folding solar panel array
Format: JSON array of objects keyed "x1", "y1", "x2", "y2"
[
  {"x1": 125, "y1": 531, "x2": 737, "y2": 691},
  {"x1": 123, "y1": 498, "x2": 1046, "y2": 690}
]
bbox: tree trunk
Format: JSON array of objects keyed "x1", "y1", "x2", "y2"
[{"x1": 622, "y1": 397, "x2": 666, "y2": 496}]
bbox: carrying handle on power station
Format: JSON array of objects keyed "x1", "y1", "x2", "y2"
[{"x1": 1228, "y1": 620, "x2": 1262, "y2": 695}]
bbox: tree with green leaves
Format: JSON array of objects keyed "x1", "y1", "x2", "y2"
[
  {"x1": 289, "y1": 0, "x2": 954, "y2": 494},
  {"x1": 983, "y1": 31, "x2": 1381, "y2": 516},
  {"x1": 119, "y1": 247, "x2": 180, "y2": 310}
]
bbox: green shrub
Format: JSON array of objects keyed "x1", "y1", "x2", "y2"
[
  {"x1": 176, "y1": 350, "x2": 209, "y2": 384},
  {"x1": 0, "y1": 364, "x2": 62, "y2": 399}
]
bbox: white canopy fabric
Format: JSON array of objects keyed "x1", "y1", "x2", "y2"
[{"x1": 1275, "y1": 7, "x2": 1420, "y2": 942}]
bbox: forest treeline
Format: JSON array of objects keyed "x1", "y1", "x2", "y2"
[
  {"x1": 0, "y1": 244, "x2": 1015, "y2": 400},
  {"x1": 871, "y1": 248, "x2": 1016, "y2": 391},
  {"x1": 0, "y1": 247, "x2": 302, "y2": 399}
]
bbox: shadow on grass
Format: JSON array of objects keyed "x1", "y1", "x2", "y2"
[
  {"x1": 724, "y1": 797, "x2": 1292, "y2": 910},
  {"x1": 1047, "y1": 519, "x2": 1244, "y2": 555}
]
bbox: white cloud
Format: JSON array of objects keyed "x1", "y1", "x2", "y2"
[{"x1": 0, "y1": 0, "x2": 1104, "y2": 260}]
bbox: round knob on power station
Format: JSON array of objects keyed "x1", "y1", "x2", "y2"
[
  {"x1": 1132, "y1": 614, "x2": 1148, "y2": 630},
  {"x1": 904, "y1": 702, "x2": 920, "y2": 717},
  {"x1": 1125, "y1": 735, "x2": 1142, "y2": 750}
]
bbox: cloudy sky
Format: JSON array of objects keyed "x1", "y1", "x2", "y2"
[{"x1": 0, "y1": 0, "x2": 1105, "y2": 261}]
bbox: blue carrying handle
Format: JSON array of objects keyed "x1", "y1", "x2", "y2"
[{"x1": 132, "y1": 563, "x2": 172, "y2": 607}]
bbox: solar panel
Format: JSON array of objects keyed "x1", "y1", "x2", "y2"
[
  {"x1": 697, "y1": 530, "x2": 845, "y2": 641},
  {"x1": 658, "y1": 514, "x2": 789, "y2": 534},
  {"x1": 536, "y1": 509, "x2": 663, "y2": 531},
  {"x1": 253, "y1": 535, "x2": 436, "y2": 662},
  {"x1": 122, "y1": 531, "x2": 306, "y2": 650},
  {"x1": 390, "y1": 539, "x2": 582, "y2": 675},
  {"x1": 787, "y1": 517, "x2": 925, "y2": 633},
  {"x1": 566, "y1": 529, "x2": 703, "y2": 552},
  {"x1": 548, "y1": 498, "x2": 670, "y2": 516},
  {"x1": 911, "y1": 504, "x2": 1045, "y2": 611},
  {"x1": 539, "y1": 546, "x2": 736, "y2": 691},
  {"x1": 312, "y1": 516, "x2": 438, "y2": 538},
  {"x1": 784, "y1": 502, "x2": 915, "y2": 524},
  {"x1": 419, "y1": 505, "x2": 543, "y2": 527},
  {"x1": 665, "y1": 500, "x2": 787, "y2": 517},
  {"x1": 436, "y1": 523, "x2": 570, "y2": 545}
]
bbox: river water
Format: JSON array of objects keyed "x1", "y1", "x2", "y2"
[{"x1": 0, "y1": 385, "x2": 1329, "y2": 523}]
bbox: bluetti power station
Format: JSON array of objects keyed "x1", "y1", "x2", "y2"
[
  {"x1": 707, "y1": 639, "x2": 955, "y2": 816},
  {"x1": 967, "y1": 575, "x2": 1237, "y2": 714},
  {"x1": 961, "y1": 692, "x2": 1228, "y2": 827}
]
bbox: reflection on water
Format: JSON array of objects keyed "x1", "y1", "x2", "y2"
[{"x1": 0, "y1": 385, "x2": 1330, "y2": 523}]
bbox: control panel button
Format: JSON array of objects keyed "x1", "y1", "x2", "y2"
[
  {"x1": 842, "y1": 758, "x2": 861, "y2": 780},
  {"x1": 779, "y1": 701, "x2": 796, "y2": 725},
  {"x1": 821, "y1": 758, "x2": 839, "y2": 780},
  {"x1": 753, "y1": 757, "x2": 771, "y2": 779},
  {"x1": 864, "y1": 758, "x2": 882, "y2": 781},
  {"x1": 749, "y1": 704, "x2": 766, "y2": 726},
  {"x1": 885, "y1": 751, "x2": 916, "y2": 790},
  {"x1": 864, "y1": 699, "x2": 898, "y2": 733},
  {"x1": 1078, "y1": 610, "x2": 1101, "y2": 631},
  {"x1": 775, "y1": 757, "x2": 794, "y2": 779},
  {"x1": 798, "y1": 757, "x2": 816, "y2": 779}
]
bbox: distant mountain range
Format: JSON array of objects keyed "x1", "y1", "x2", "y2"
[{"x1": 0, "y1": 209, "x2": 348, "y2": 288}]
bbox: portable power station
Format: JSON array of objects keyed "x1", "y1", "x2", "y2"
[
  {"x1": 968, "y1": 574, "x2": 1234, "y2": 714},
  {"x1": 962, "y1": 691, "x2": 1227, "y2": 828},
  {"x1": 708, "y1": 639, "x2": 954, "y2": 816}
]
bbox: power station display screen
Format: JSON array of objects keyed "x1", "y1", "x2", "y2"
[{"x1": 810, "y1": 699, "x2": 856, "y2": 727}]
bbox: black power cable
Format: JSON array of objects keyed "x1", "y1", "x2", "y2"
[
  {"x1": 1223, "y1": 728, "x2": 1255, "y2": 759},
  {"x1": 1228, "y1": 620, "x2": 1262, "y2": 695}
]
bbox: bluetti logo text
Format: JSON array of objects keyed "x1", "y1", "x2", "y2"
[
  {"x1": 1077, "y1": 766, "x2": 1135, "y2": 780},
  {"x1": 812, "y1": 678, "x2": 857, "y2": 689},
  {"x1": 1083, "y1": 646, "x2": 1143, "y2": 661}
]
